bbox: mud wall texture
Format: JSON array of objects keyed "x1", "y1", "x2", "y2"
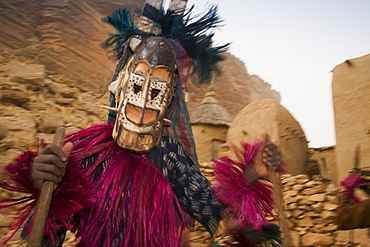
[
  {"x1": 332, "y1": 54, "x2": 370, "y2": 181},
  {"x1": 227, "y1": 99, "x2": 309, "y2": 176}
]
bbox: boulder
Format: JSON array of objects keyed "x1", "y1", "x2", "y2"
[
  {"x1": 283, "y1": 190, "x2": 298, "y2": 197},
  {"x1": 307, "y1": 193, "x2": 326, "y2": 202},
  {"x1": 0, "y1": 115, "x2": 37, "y2": 132},
  {"x1": 24, "y1": 102, "x2": 48, "y2": 111},
  {"x1": 320, "y1": 210, "x2": 337, "y2": 220},
  {"x1": 0, "y1": 89, "x2": 31, "y2": 106},
  {"x1": 301, "y1": 186, "x2": 326, "y2": 195},
  {"x1": 310, "y1": 202, "x2": 323, "y2": 213},
  {"x1": 0, "y1": 63, "x2": 45, "y2": 90},
  {"x1": 0, "y1": 125, "x2": 8, "y2": 139},
  {"x1": 323, "y1": 202, "x2": 338, "y2": 211},
  {"x1": 284, "y1": 194, "x2": 299, "y2": 204},
  {"x1": 292, "y1": 209, "x2": 305, "y2": 218},
  {"x1": 0, "y1": 138, "x2": 13, "y2": 152},
  {"x1": 46, "y1": 82, "x2": 79, "y2": 98},
  {"x1": 55, "y1": 98, "x2": 75, "y2": 106},
  {"x1": 36, "y1": 113, "x2": 65, "y2": 134},
  {"x1": 290, "y1": 231, "x2": 300, "y2": 247},
  {"x1": 301, "y1": 233, "x2": 334, "y2": 246},
  {"x1": 296, "y1": 216, "x2": 314, "y2": 227}
]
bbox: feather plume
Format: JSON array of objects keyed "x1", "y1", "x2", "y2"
[
  {"x1": 102, "y1": 8, "x2": 138, "y2": 59},
  {"x1": 103, "y1": 5, "x2": 229, "y2": 83}
]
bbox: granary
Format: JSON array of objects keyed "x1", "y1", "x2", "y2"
[
  {"x1": 227, "y1": 98, "x2": 309, "y2": 175},
  {"x1": 190, "y1": 86, "x2": 233, "y2": 163}
]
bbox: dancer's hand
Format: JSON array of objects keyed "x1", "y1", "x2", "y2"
[
  {"x1": 31, "y1": 142, "x2": 73, "y2": 190},
  {"x1": 244, "y1": 139, "x2": 281, "y2": 182},
  {"x1": 262, "y1": 139, "x2": 281, "y2": 171}
]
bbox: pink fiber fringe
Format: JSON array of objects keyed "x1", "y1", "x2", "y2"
[
  {"x1": 0, "y1": 151, "x2": 39, "y2": 244},
  {"x1": 60, "y1": 123, "x2": 184, "y2": 247},
  {"x1": 212, "y1": 141, "x2": 274, "y2": 232},
  {"x1": 0, "y1": 149, "x2": 95, "y2": 245},
  {"x1": 340, "y1": 174, "x2": 368, "y2": 203},
  {"x1": 1, "y1": 123, "x2": 185, "y2": 246}
]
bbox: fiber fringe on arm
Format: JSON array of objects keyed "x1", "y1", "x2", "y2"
[
  {"x1": 0, "y1": 147, "x2": 95, "y2": 245},
  {"x1": 212, "y1": 141, "x2": 274, "y2": 232},
  {"x1": 340, "y1": 174, "x2": 368, "y2": 203}
]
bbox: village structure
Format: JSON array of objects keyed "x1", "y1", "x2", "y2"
[
  {"x1": 186, "y1": 54, "x2": 370, "y2": 246},
  {"x1": 0, "y1": 51, "x2": 369, "y2": 247}
]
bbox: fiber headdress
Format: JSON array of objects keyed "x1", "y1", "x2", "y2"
[
  {"x1": 104, "y1": 0, "x2": 228, "y2": 164},
  {"x1": 103, "y1": 0, "x2": 228, "y2": 83}
]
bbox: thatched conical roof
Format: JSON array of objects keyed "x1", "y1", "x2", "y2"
[{"x1": 190, "y1": 86, "x2": 233, "y2": 126}]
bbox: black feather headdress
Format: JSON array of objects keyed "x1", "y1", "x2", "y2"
[{"x1": 102, "y1": 5, "x2": 229, "y2": 83}]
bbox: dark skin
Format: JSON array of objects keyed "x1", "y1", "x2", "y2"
[
  {"x1": 261, "y1": 139, "x2": 282, "y2": 175},
  {"x1": 31, "y1": 140, "x2": 281, "y2": 190},
  {"x1": 244, "y1": 139, "x2": 282, "y2": 182},
  {"x1": 31, "y1": 142, "x2": 73, "y2": 190}
]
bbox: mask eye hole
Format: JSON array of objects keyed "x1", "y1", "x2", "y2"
[
  {"x1": 134, "y1": 84, "x2": 142, "y2": 94},
  {"x1": 151, "y1": 89, "x2": 160, "y2": 99}
]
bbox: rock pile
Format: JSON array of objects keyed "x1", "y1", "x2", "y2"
[
  {"x1": 0, "y1": 63, "x2": 108, "y2": 246},
  {"x1": 0, "y1": 63, "x2": 109, "y2": 166},
  {"x1": 282, "y1": 174, "x2": 339, "y2": 246},
  {"x1": 187, "y1": 165, "x2": 366, "y2": 247},
  {"x1": 282, "y1": 174, "x2": 366, "y2": 247}
]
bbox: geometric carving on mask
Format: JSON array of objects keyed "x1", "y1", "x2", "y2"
[{"x1": 112, "y1": 36, "x2": 177, "y2": 153}]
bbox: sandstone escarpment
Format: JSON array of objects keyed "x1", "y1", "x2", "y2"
[
  {"x1": 186, "y1": 52, "x2": 281, "y2": 117},
  {"x1": 0, "y1": 0, "x2": 144, "y2": 93},
  {"x1": 0, "y1": 0, "x2": 280, "y2": 118}
]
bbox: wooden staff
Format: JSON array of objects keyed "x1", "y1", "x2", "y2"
[
  {"x1": 137, "y1": 0, "x2": 164, "y2": 35},
  {"x1": 349, "y1": 145, "x2": 361, "y2": 245},
  {"x1": 262, "y1": 132, "x2": 293, "y2": 247},
  {"x1": 27, "y1": 127, "x2": 65, "y2": 247},
  {"x1": 168, "y1": 0, "x2": 188, "y2": 16}
]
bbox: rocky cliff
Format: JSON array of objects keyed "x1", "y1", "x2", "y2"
[
  {"x1": 0, "y1": 0, "x2": 144, "y2": 93},
  {"x1": 186, "y1": 52, "x2": 280, "y2": 117},
  {"x1": 0, "y1": 0, "x2": 280, "y2": 118}
]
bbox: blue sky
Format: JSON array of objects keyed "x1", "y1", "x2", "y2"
[{"x1": 174, "y1": 0, "x2": 370, "y2": 147}]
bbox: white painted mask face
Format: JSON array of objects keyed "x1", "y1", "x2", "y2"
[{"x1": 111, "y1": 36, "x2": 177, "y2": 153}]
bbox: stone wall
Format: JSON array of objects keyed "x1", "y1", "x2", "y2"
[
  {"x1": 2, "y1": 164, "x2": 368, "y2": 246},
  {"x1": 187, "y1": 163, "x2": 368, "y2": 247},
  {"x1": 282, "y1": 174, "x2": 339, "y2": 246},
  {"x1": 0, "y1": 62, "x2": 110, "y2": 245}
]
